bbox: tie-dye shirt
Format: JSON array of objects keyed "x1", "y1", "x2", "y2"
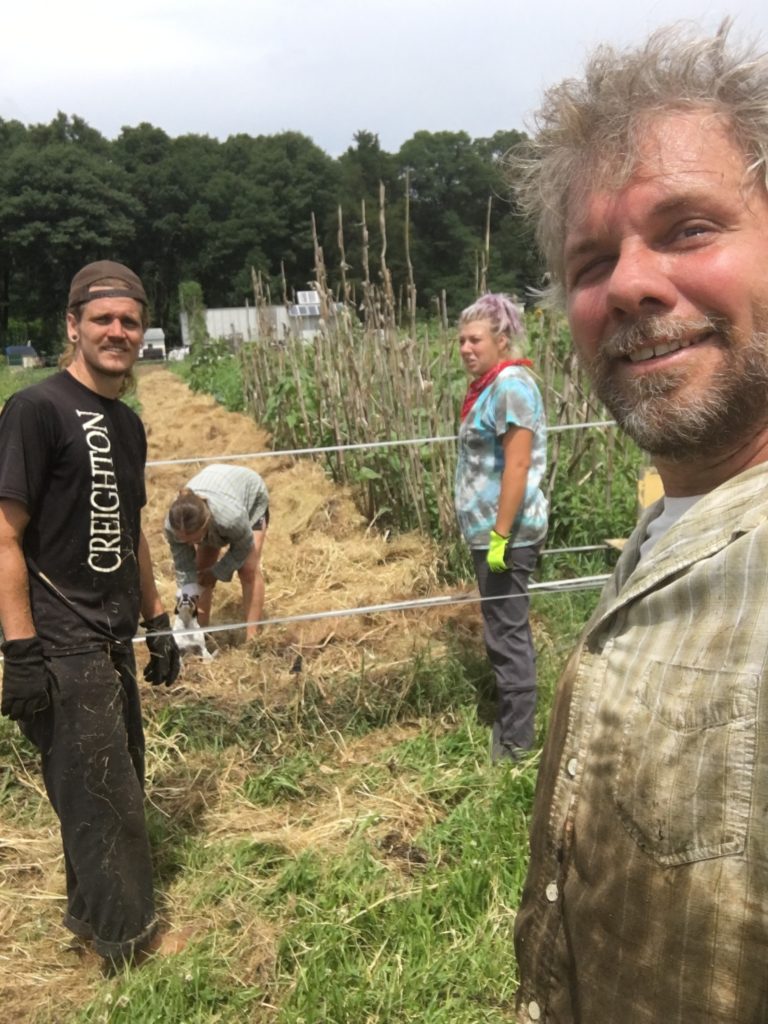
[{"x1": 454, "y1": 366, "x2": 548, "y2": 549}]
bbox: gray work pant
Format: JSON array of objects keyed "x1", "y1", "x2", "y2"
[
  {"x1": 19, "y1": 648, "x2": 157, "y2": 960},
  {"x1": 472, "y1": 544, "x2": 539, "y2": 751}
]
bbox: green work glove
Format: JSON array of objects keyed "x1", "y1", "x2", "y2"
[{"x1": 487, "y1": 529, "x2": 509, "y2": 573}]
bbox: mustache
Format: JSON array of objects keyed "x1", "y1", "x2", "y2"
[{"x1": 601, "y1": 315, "x2": 729, "y2": 360}]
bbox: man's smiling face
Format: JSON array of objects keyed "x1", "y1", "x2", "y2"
[
  {"x1": 563, "y1": 110, "x2": 768, "y2": 458},
  {"x1": 66, "y1": 295, "x2": 144, "y2": 389}
]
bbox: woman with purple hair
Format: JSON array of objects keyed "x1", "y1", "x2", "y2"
[{"x1": 454, "y1": 293, "x2": 548, "y2": 762}]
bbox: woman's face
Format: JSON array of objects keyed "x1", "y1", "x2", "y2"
[{"x1": 458, "y1": 318, "x2": 508, "y2": 378}]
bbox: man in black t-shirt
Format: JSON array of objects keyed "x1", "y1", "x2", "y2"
[{"x1": 0, "y1": 261, "x2": 182, "y2": 967}]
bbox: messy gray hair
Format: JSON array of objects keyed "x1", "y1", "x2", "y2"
[{"x1": 512, "y1": 20, "x2": 768, "y2": 303}]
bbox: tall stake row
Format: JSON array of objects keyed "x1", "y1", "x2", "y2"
[{"x1": 241, "y1": 192, "x2": 634, "y2": 545}]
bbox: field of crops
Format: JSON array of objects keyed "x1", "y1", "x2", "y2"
[{"x1": 0, "y1": 362, "x2": 609, "y2": 1023}]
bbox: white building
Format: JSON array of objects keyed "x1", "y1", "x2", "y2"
[
  {"x1": 140, "y1": 327, "x2": 166, "y2": 360},
  {"x1": 179, "y1": 292, "x2": 330, "y2": 348}
]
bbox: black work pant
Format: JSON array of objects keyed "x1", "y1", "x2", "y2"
[
  {"x1": 20, "y1": 648, "x2": 157, "y2": 959},
  {"x1": 472, "y1": 545, "x2": 539, "y2": 751}
]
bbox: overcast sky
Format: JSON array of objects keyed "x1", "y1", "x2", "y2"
[{"x1": 3, "y1": 1, "x2": 768, "y2": 156}]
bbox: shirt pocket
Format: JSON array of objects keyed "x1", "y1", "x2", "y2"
[{"x1": 612, "y1": 660, "x2": 758, "y2": 866}]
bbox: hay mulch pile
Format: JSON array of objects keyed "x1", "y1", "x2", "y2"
[
  {"x1": 138, "y1": 365, "x2": 454, "y2": 696},
  {"x1": 0, "y1": 366, "x2": 483, "y2": 1022}
]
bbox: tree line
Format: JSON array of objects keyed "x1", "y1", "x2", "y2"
[{"x1": 0, "y1": 113, "x2": 542, "y2": 352}]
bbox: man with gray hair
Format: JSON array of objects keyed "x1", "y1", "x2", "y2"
[{"x1": 512, "y1": 22, "x2": 768, "y2": 1023}]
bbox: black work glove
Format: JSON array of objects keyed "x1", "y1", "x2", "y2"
[
  {"x1": 1, "y1": 636, "x2": 51, "y2": 721},
  {"x1": 142, "y1": 613, "x2": 181, "y2": 686}
]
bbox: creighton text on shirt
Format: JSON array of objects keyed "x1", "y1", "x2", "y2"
[{"x1": 78, "y1": 409, "x2": 122, "y2": 573}]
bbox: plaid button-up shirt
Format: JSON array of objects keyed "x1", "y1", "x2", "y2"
[{"x1": 515, "y1": 460, "x2": 768, "y2": 1024}]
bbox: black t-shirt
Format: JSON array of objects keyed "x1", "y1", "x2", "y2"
[{"x1": 0, "y1": 371, "x2": 147, "y2": 653}]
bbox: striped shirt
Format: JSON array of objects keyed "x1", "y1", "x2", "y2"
[
  {"x1": 515, "y1": 459, "x2": 768, "y2": 1024},
  {"x1": 165, "y1": 464, "x2": 269, "y2": 584}
]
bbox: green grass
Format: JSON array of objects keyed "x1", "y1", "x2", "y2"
[
  {"x1": 0, "y1": 364, "x2": 55, "y2": 402},
  {"x1": 166, "y1": 346, "x2": 245, "y2": 412},
  {"x1": 265, "y1": 720, "x2": 535, "y2": 1023},
  {"x1": 241, "y1": 751, "x2": 323, "y2": 805},
  {"x1": 71, "y1": 953, "x2": 264, "y2": 1023},
  {"x1": 0, "y1": 362, "x2": 141, "y2": 413},
  {"x1": 42, "y1": 592, "x2": 590, "y2": 1024},
  {"x1": 0, "y1": 611, "x2": 593, "y2": 1024}
]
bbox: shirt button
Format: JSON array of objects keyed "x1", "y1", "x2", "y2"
[
  {"x1": 566, "y1": 757, "x2": 578, "y2": 778},
  {"x1": 545, "y1": 881, "x2": 558, "y2": 902},
  {"x1": 528, "y1": 1001, "x2": 542, "y2": 1020}
]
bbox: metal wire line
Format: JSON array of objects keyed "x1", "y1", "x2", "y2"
[
  {"x1": 135, "y1": 572, "x2": 611, "y2": 643},
  {"x1": 145, "y1": 420, "x2": 617, "y2": 468}
]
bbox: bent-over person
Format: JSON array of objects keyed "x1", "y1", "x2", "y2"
[{"x1": 165, "y1": 464, "x2": 269, "y2": 642}]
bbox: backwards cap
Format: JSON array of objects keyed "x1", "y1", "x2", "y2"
[{"x1": 68, "y1": 260, "x2": 147, "y2": 308}]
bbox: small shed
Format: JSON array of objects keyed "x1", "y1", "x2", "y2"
[
  {"x1": 141, "y1": 327, "x2": 166, "y2": 360},
  {"x1": 5, "y1": 344, "x2": 40, "y2": 368}
]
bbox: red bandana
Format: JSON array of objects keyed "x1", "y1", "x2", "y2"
[{"x1": 460, "y1": 359, "x2": 533, "y2": 421}]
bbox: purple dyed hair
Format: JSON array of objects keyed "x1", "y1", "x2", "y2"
[{"x1": 458, "y1": 293, "x2": 525, "y2": 339}]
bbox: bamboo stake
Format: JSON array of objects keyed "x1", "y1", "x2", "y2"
[
  {"x1": 403, "y1": 169, "x2": 417, "y2": 338},
  {"x1": 481, "y1": 194, "x2": 492, "y2": 294}
]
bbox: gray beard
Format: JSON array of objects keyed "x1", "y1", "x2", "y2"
[{"x1": 588, "y1": 318, "x2": 768, "y2": 459}]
